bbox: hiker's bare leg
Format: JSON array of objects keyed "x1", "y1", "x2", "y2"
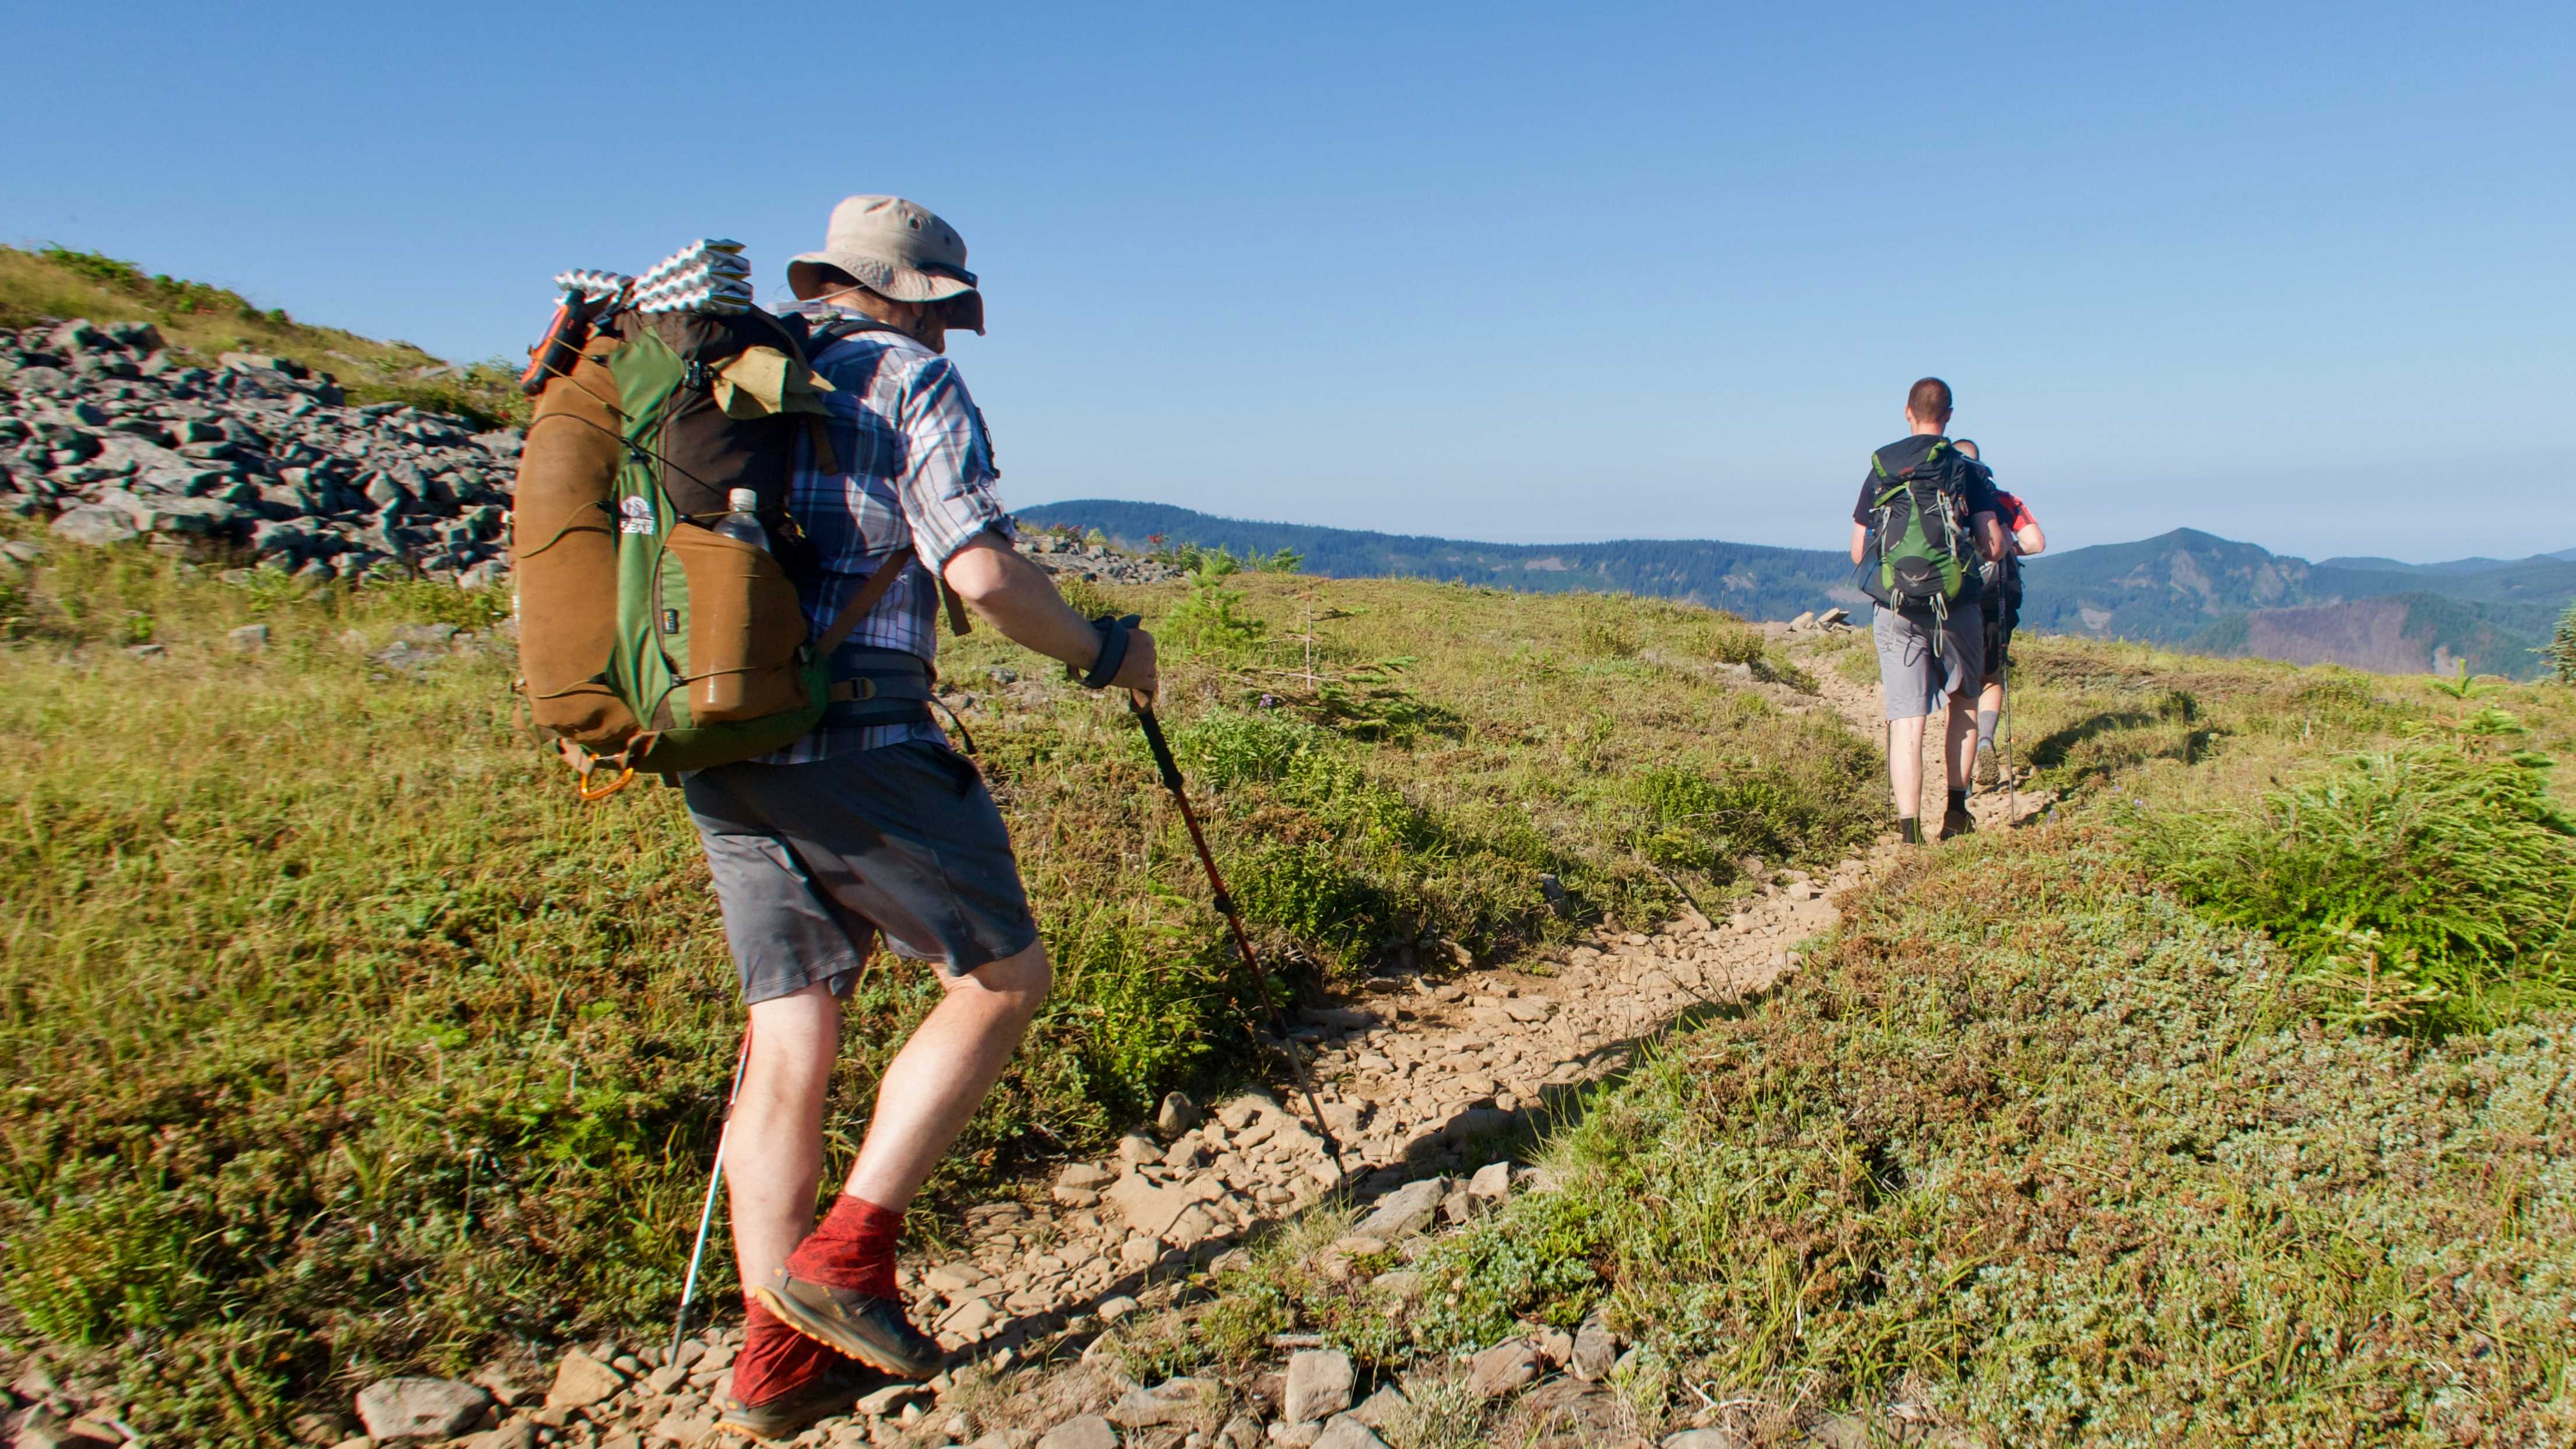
[
  {"x1": 842, "y1": 941, "x2": 1053, "y2": 1208},
  {"x1": 1887, "y1": 714, "x2": 1926, "y2": 819},
  {"x1": 1977, "y1": 678, "x2": 2004, "y2": 717},
  {"x1": 1945, "y1": 696, "x2": 1979, "y2": 792},
  {"x1": 730, "y1": 984, "x2": 841, "y2": 1293}
]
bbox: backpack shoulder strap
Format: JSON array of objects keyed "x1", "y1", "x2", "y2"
[{"x1": 815, "y1": 546, "x2": 919, "y2": 658}]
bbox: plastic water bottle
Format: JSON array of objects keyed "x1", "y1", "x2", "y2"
[
  {"x1": 699, "y1": 488, "x2": 769, "y2": 718},
  {"x1": 713, "y1": 487, "x2": 769, "y2": 551}
]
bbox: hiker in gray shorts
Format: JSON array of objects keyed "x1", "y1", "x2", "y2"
[
  {"x1": 1848, "y1": 377, "x2": 2005, "y2": 843},
  {"x1": 698, "y1": 196, "x2": 1159, "y2": 1440}
]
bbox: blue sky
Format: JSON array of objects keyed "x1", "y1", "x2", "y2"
[{"x1": 8, "y1": 2, "x2": 2570, "y2": 560}]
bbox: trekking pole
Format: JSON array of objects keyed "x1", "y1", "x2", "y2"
[
  {"x1": 670, "y1": 1024, "x2": 752, "y2": 1359},
  {"x1": 1128, "y1": 694, "x2": 1352, "y2": 1188},
  {"x1": 2001, "y1": 664, "x2": 2018, "y2": 825}
]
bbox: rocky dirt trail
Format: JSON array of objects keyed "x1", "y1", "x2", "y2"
[{"x1": 199, "y1": 625, "x2": 2051, "y2": 1449}]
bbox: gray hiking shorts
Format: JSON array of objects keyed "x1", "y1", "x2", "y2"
[
  {"x1": 1872, "y1": 602, "x2": 1986, "y2": 721},
  {"x1": 684, "y1": 741, "x2": 1041, "y2": 1004}
]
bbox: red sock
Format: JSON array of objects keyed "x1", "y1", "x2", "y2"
[
  {"x1": 783, "y1": 1194, "x2": 904, "y2": 1299},
  {"x1": 731, "y1": 1295, "x2": 851, "y2": 1406}
]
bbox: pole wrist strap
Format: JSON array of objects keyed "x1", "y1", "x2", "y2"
[{"x1": 1080, "y1": 614, "x2": 1142, "y2": 690}]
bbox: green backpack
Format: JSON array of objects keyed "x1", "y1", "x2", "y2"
[
  {"x1": 513, "y1": 300, "x2": 934, "y2": 798},
  {"x1": 1863, "y1": 439, "x2": 1976, "y2": 620}
]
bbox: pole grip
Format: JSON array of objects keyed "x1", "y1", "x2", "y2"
[{"x1": 1130, "y1": 696, "x2": 1188, "y2": 796}]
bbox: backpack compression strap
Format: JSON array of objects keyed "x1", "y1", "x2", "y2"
[{"x1": 815, "y1": 546, "x2": 920, "y2": 656}]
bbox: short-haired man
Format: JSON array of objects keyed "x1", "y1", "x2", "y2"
[
  {"x1": 1848, "y1": 377, "x2": 2005, "y2": 843},
  {"x1": 1951, "y1": 439, "x2": 2046, "y2": 790},
  {"x1": 701, "y1": 196, "x2": 1159, "y2": 1440}
]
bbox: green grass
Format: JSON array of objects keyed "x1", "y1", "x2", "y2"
[
  {"x1": 2132, "y1": 740, "x2": 2575, "y2": 1030},
  {"x1": 1093, "y1": 632, "x2": 2576, "y2": 1446},
  {"x1": 0, "y1": 244, "x2": 527, "y2": 427},
  {"x1": 1129, "y1": 832, "x2": 2576, "y2": 1446},
  {"x1": 0, "y1": 534, "x2": 1873, "y2": 1443}
]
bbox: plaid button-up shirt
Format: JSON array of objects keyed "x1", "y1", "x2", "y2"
[{"x1": 755, "y1": 314, "x2": 1012, "y2": 764}]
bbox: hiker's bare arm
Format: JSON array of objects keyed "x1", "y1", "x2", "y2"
[
  {"x1": 1972, "y1": 512, "x2": 2007, "y2": 562},
  {"x1": 941, "y1": 534, "x2": 1158, "y2": 695},
  {"x1": 1849, "y1": 522, "x2": 1868, "y2": 565},
  {"x1": 2015, "y1": 520, "x2": 2047, "y2": 556}
]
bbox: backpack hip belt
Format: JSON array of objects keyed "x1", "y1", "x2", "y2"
[{"x1": 824, "y1": 647, "x2": 937, "y2": 728}]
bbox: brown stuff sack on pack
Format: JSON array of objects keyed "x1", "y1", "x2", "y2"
[
  {"x1": 661, "y1": 520, "x2": 812, "y2": 723},
  {"x1": 511, "y1": 337, "x2": 638, "y2": 747}
]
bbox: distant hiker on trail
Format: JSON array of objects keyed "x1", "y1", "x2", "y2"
[
  {"x1": 1849, "y1": 378, "x2": 2006, "y2": 843},
  {"x1": 695, "y1": 196, "x2": 1158, "y2": 1439},
  {"x1": 1952, "y1": 439, "x2": 2046, "y2": 790}
]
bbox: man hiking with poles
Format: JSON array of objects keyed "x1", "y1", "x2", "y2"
[
  {"x1": 1950, "y1": 438, "x2": 2047, "y2": 792},
  {"x1": 687, "y1": 196, "x2": 1157, "y2": 1440},
  {"x1": 1849, "y1": 377, "x2": 2006, "y2": 843}
]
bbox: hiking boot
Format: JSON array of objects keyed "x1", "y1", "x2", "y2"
[
  {"x1": 710, "y1": 1353, "x2": 871, "y2": 1443},
  {"x1": 1938, "y1": 805, "x2": 1976, "y2": 840},
  {"x1": 1974, "y1": 740, "x2": 2000, "y2": 790},
  {"x1": 755, "y1": 1273, "x2": 946, "y2": 1380}
]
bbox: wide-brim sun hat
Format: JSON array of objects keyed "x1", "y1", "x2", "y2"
[{"x1": 787, "y1": 195, "x2": 984, "y2": 333}]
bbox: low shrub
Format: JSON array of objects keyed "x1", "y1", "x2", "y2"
[
  {"x1": 2131, "y1": 741, "x2": 2576, "y2": 1029},
  {"x1": 1158, "y1": 555, "x2": 1268, "y2": 660},
  {"x1": 2545, "y1": 599, "x2": 2576, "y2": 684}
]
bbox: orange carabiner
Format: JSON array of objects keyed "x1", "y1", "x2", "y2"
[{"x1": 560, "y1": 738, "x2": 639, "y2": 803}]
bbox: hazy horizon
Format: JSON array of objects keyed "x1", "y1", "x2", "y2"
[{"x1": 1021, "y1": 495, "x2": 2576, "y2": 569}]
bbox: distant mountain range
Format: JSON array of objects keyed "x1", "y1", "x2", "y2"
[
  {"x1": 1019, "y1": 499, "x2": 1864, "y2": 622},
  {"x1": 1020, "y1": 500, "x2": 2576, "y2": 678}
]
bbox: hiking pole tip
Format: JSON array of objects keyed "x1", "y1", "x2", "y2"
[{"x1": 671, "y1": 1025, "x2": 752, "y2": 1359}]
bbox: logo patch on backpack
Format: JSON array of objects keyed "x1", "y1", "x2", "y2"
[{"x1": 620, "y1": 495, "x2": 656, "y2": 535}]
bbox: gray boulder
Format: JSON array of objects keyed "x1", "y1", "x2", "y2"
[
  {"x1": 1314, "y1": 1418, "x2": 1390, "y2": 1449},
  {"x1": 48, "y1": 319, "x2": 110, "y2": 353},
  {"x1": 50, "y1": 505, "x2": 138, "y2": 547},
  {"x1": 354, "y1": 1376, "x2": 494, "y2": 1440},
  {"x1": 1468, "y1": 1338, "x2": 1543, "y2": 1398},
  {"x1": 1039, "y1": 1415, "x2": 1120, "y2": 1449},
  {"x1": 104, "y1": 321, "x2": 164, "y2": 353},
  {"x1": 1107, "y1": 1377, "x2": 1211, "y2": 1429},
  {"x1": 1353, "y1": 1177, "x2": 1449, "y2": 1241},
  {"x1": 1284, "y1": 1348, "x2": 1354, "y2": 1425}
]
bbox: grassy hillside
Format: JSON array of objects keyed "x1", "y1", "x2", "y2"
[
  {"x1": 0, "y1": 244, "x2": 526, "y2": 428},
  {"x1": 0, "y1": 526, "x2": 1873, "y2": 1441},
  {"x1": 1095, "y1": 633, "x2": 2576, "y2": 1446}
]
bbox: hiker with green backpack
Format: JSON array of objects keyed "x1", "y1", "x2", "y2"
[
  {"x1": 512, "y1": 196, "x2": 1156, "y2": 1441},
  {"x1": 1847, "y1": 377, "x2": 2007, "y2": 843}
]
